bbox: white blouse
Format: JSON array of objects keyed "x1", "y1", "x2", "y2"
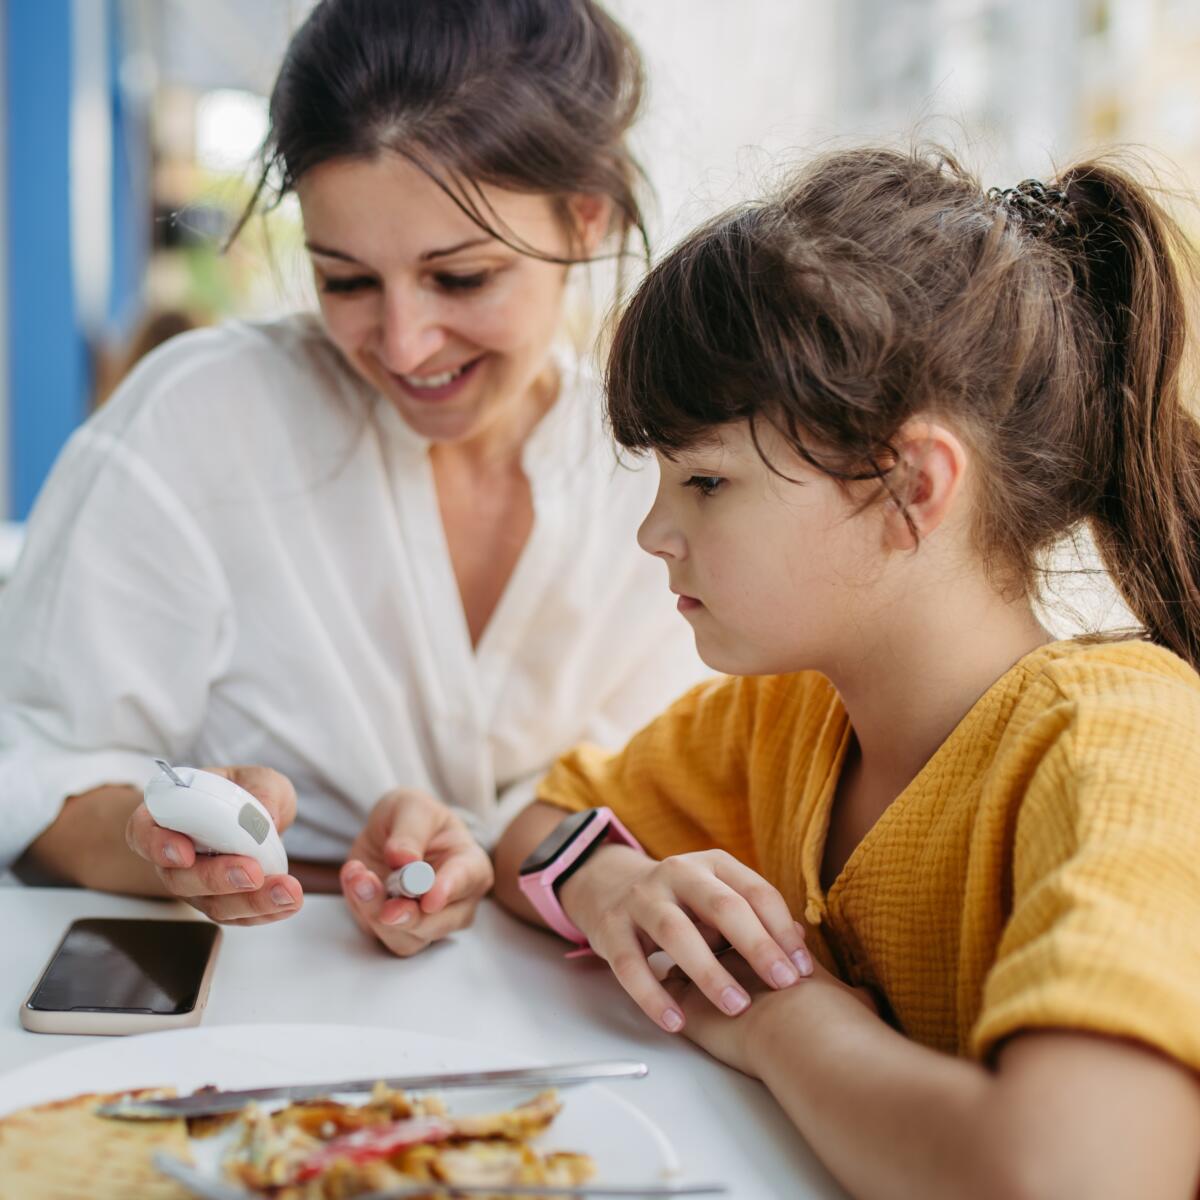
[{"x1": 0, "y1": 316, "x2": 706, "y2": 865}]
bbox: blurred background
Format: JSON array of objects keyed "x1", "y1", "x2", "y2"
[{"x1": 0, "y1": 0, "x2": 1198, "y2": 573}]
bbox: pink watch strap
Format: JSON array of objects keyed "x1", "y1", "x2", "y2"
[{"x1": 518, "y1": 807, "x2": 642, "y2": 952}]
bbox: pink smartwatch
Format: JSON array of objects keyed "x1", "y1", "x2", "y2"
[{"x1": 518, "y1": 806, "x2": 642, "y2": 950}]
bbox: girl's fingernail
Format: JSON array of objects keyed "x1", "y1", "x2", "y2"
[
  {"x1": 162, "y1": 844, "x2": 182, "y2": 867},
  {"x1": 270, "y1": 886, "x2": 294, "y2": 907},
  {"x1": 354, "y1": 880, "x2": 376, "y2": 902},
  {"x1": 229, "y1": 867, "x2": 253, "y2": 889},
  {"x1": 791, "y1": 948, "x2": 813, "y2": 976},
  {"x1": 771, "y1": 960, "x2": 799, "y2": 988},
  {"x1": 661, "y1": 1008, "x2": 684, "y2": 1032},
  {"x1": 721, "y1": 987, "x2": 750, "y2": 1015},
  {"x1": 383, "y1": 909, "x2": 411, "y2": 927}
]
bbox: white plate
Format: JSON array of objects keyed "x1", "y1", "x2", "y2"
[{"x1": 0, "y1": 1023, "x2": 679, "y2": 1190}]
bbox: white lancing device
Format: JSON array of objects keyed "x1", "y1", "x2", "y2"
[
  {"x1": 143, "y1": 760, "x2": 289, "y2": 876},
  {"x1": 386, "y1": 861, "x2": 436, "y2": 899}
]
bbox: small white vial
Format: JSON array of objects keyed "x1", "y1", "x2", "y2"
[{"x1": 385, "y1": 860, "x2": 436, "y2": 899}]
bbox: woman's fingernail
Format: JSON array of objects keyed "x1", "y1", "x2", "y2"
[
  {"x1": 270, "y1": 886, "x2": 294, "y2": 907},
  {"x1": 383, "y1": 908, "x2": 411, "y2": 927},
  {"x1": 229, "y1": 867, "x2": 254, "y2": 889},
  {"x1": 661, "y1": 1008, "x2": 684, "y2": 1032},
  {"x1": 162, "y1": 844, "x2": 182, "y2": 867},
  {"x1": 771, "y1": 960, "x2": 799, "y2": 988},
  {"x1": 721, "y1": 987, "x2": 750, "y2": 1015},
  {"x1": 791, "y1": 948, "x2": 813, "y2": 976},
  {"x1": 354, "y1": 879, "x2": 376, "y2": 902}
]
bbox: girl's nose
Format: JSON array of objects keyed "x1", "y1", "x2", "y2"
[{"x1": 637, "y1": 499, "x2": 686, "y2": 561}]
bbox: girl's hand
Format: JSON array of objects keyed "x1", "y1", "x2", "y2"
[
  {"x1": 567, "y1": 848, "x2": 813, "y2": 1034},
  {"x1": 125, "y1": 765, "x2": 304, "y2": 925},
  {"x1": 663, "y1": 949, "x2": 878, "y2": 1077},
  {"x1": 340, "y1": 789, "x2": 494, "y2": 957}
]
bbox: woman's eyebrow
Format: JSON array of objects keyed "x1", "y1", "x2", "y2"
[
  {"x1": 305, "y1": 241, "x2": 361, "y2": 263},
  {"x1": 420, "y1": 237, "x2": 492, "y2": 262},
  {"x1": 304, "y1": 237, "x2": 494, "y2": 264}
]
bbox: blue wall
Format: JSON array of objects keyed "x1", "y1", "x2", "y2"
[{"x1": 4, "y1": 0, "x2": 90, "y2": 519}]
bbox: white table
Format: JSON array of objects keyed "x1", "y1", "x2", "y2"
[{"x1": 0, "y1": 888, "x2": 844, "y2": 1199}]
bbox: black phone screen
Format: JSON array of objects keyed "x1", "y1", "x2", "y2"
[{"x1": 26, "y1": 918, "x2": 220, "y2": 1015}]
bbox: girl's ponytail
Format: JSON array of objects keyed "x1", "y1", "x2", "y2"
[{"x1": 1061, "y1": 164, "x2": 1200, "y2": 669}]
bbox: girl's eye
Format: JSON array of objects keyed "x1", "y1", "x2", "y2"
[
  {"x1": 683, "y1": 475, "x2": 725, "y2": 497},
  {"x1": 434, "y1": 271, "x2": 490, "y2": 292},
  {"x1": 320, "y1": 275, "x2": 376, "y2": 295}
]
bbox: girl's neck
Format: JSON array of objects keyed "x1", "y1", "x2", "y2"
[{"x1": 828, "y1": 571, "x2": 1051, "y2": 805}]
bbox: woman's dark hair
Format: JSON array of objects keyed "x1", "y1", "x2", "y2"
[
  {"x1": 233, "y1": 0, "x2": 648, "y2": 263},
  {"x1": 606, "y1": 145, "x2": 1200, "y2": 669}
]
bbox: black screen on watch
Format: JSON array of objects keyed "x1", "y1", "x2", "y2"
[{"x1": 519, "y1": 808, "x2": 602, "y2": 875}]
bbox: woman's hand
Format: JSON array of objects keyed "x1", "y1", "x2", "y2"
[
  {"x1": 563, "y1": 847, "x2": 813, "y2": 1034},
  {"x1": 125, "y1": 765, "x2": 304, "y2": 925},
  {"x1": 339, "y1": 789, "x2": 494, "y2": 957},
  {"x1": 663, "y1": 949, "x2": 878, "y2": 1077}
]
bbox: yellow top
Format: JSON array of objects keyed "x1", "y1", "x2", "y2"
[{"x1": 537, "y1": 639, "x2": 1200, "y2": 1066}]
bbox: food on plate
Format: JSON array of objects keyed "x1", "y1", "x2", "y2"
[
  {"x1": 0, "y1": 1088, "x2": 193, "y2": 1200},
  {"x1": 224, "y1": 1083, "x2": 595, "y2": 1197}
]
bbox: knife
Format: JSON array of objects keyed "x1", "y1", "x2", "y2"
[
  {"x1": 97, "y1": 1059, "x2": 649, "y2": 1119},
  {"x1": 152, "y1": 1153, "x2": 728, "y2": 1198}
]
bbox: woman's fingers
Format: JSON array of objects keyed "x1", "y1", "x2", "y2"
[
  {"x1": 126, "y1": 802, "x2": 195, "y2": 870},
  {"x1": 340, "y1": 860, "x2": 429, "y2": 957},
  {"x1": 190, "y1": 873, "x2": 303, "y2": 922},
  {"x1": 205, "y1": 765, "x2": 298, "y2": 834}
]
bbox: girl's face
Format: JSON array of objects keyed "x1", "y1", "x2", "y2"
[
  {"x1": 637, "y1": 420, "x2": 886, "y2": 677},
  {"x1": 297, "y1": 153, "x2": 587, "y2": 449}
]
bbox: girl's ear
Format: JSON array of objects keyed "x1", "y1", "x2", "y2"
[
  {"x1": 880, "y1": 420, "x2": 970, "y2": 551},
  {"x1": 564, "y1": 193, "x2": 614, "y2": 257}
]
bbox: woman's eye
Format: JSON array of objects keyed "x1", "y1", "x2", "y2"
[
  {"x1": 434, "y1": 271, "x2": 489, "y2": 292},
  {"x1": 320, "y1": 275, "x2": 376, "y2": 295},
  {"x1": 683, "y1": 475, "x2": 725, "y2": 497}
]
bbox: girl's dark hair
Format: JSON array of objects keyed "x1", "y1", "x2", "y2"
[
  {"x1": 607, "y1": 146, "x2": 1200, "y2": 669},
  {"x1": 233, "y1": 0, "x2": 648, "y2": 262}
]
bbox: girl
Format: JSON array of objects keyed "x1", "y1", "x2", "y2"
[
  {"x1": 495, "y1": 147, "x2": 1200, "y2": 1197},
  {"x1": 1, "y1": 0, "x2": 705, "y2": 956}
]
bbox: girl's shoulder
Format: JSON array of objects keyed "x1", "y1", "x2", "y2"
[{"x1": 1017, "y1": 636, "x2": 1200, "y2": 714}]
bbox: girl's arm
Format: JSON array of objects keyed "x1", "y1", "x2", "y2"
[{"x1": 679, "y1": 957, "x2": 1200, "y2": 1200}]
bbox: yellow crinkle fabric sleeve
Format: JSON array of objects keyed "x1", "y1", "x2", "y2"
[
  {"x1": 971, "y1": 653, "x2": 1200, "y2": 1069},
  {"x1": 537, "y1": 673, "x2": 772, "y2": 867}
]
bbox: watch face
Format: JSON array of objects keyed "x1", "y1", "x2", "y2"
[{"x1": 519, "y1": 808, "x2": 601, "y2": 875}]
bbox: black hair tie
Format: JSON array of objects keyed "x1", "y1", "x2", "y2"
[{"x1": 986, "y1": 178, "x2": 1071, "y2": 236}]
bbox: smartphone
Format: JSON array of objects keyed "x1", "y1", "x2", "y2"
[{"x1": 20, "y1": 917, "x2": 222, "y2": 1036}]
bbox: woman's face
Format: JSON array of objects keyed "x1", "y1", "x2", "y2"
[{"x1": 297, "y1": 153, "x2": 585, "y2": 450}]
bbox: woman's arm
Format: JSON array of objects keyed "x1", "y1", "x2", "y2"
[
  {"x1": 21, "y1": 784, "x2": 166, "y2": 895},
  {"x1": 675, "y1": 957, "x2": 1200, "y2": 1200}
]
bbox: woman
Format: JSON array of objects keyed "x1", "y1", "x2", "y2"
[{"x1": 0, "y1": 0, "x2": 703, "y2": 956}]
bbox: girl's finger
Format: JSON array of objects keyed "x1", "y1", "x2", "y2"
[
  {"x1": 636, "y1": 903, "x2": 753, "y2": 1017},
  {"x1": 710, "y1": 854, "x2": 813, "y2": 974},
  {"x1": 591, "y1": 916, "x2": 687, "y2": 1034},
  {"x1": 674, "y1": 870, "x2": 808, "y2": 992}
]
